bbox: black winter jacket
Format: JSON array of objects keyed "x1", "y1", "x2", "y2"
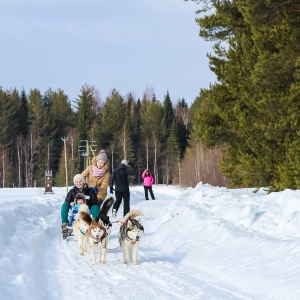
[
  {"x1": 110, "y1": 163, "x2": 133, "y2": 192},
  {"x1": 64, "y1": 183, "x2": 98, "y2": 209}
]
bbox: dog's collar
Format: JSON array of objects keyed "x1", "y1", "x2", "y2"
[
  {"x1": 93, "y1": 237, "x2": 100, "y2": 244},
  {"x1": 92, "y1": 231, "x2": 105, "y2": 243},
  {"x1": 80, "y1": 228, "x2": 86, "y2": 235},
  {"x1": 125, "y1": 229, "x2": 140, "y2": 242}
]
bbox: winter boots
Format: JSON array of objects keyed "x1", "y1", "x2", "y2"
[
  {"x1": 62, "y1": 222, "x2": 73, "y2": 240},
  {"x1": 62, "y1": 222, "x2": 68, "y2": 233}
]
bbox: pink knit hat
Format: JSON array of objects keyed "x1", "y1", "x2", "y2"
[{"x1": 96, "y1": 149, "x2": 108, "y2": 163}]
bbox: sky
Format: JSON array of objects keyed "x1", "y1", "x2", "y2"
[
  {"x1": 1, "y1": 184, "x2": 300, "y2": 299},
  {"x1": 0, "y1": 0, "x2": 216, "y2": 106}
]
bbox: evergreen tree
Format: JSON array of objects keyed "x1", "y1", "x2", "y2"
[
  {"x1": 0, "y1": 88, "x2": 19, "y2": 186},
  {"x1": 174, "y1": 98, "x2": 189, "y2": 156},
  {"x1": 162, "y1": 91, "x2": 174, "y2": 138},
  {"x1": 166, "y1": 120, "x2": 181, "y2": 184},
  {"x1": 119, "y1": 104, "x2": 134, "y2": 163},
  {"x1": 48, "y1": 89, "x2": 74, "y2": 174},
  {"x1": 190, "y1": 0, "x2": 300, "y2": 189},
  {"x1": 0, "y1": 89, "x2": 18, "y2": 147},
  {"x1": 8, "y1": 89, "x2": 22, "y2": 185},
  {"x1": 14, "y1": 88, "x2": 28, "y2": 187},
  {"x1": 75, "y1": 85, "x2": 95, "y2": 141},
  {"x1": 140, "y1": 101, "x2": 163, "y2": 182},
  {"x1": 100, "y1": 89, "x2": 125, "y2": 168},
  {"x1": 19, "y1": 89, "x2": 29, "y2": 136},
  {"x1": 26, "y1": 88, "x2": 50, "y2": 186},
  {"x1": 132, "y1": 98, "x2": 143, "y2": 177}
]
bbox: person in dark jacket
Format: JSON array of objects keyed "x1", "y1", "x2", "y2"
[
  {"x1": 110, "y1": 159, "x2": 133, "y2": 217},
  {"x1": 61, "y1": 174, "x2": 99, "y2": 233}
]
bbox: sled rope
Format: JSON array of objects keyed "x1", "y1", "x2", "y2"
[{"x1": 106, "y1": 244, "x2": 121, "y2": 251}]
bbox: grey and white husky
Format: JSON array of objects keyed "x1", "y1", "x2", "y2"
[{"x1": 119, "y1": 210, "x2": 144, "y2": 265}]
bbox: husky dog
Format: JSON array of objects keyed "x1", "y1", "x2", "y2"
[
  {"x1": 73, "y1": 204, "x2": 92, "y2": 255},
  {"x1": 87, "y1": 219, "x2": 107, "y2": 264},
  {"x1": 119, "y1": 210, "x2": 144, "y2": 265}
]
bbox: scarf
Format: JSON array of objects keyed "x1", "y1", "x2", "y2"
[{"x1": 90, "y1": 165, "x2": 107, "y2": 178}]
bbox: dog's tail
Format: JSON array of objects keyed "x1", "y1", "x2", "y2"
[
  {"x1": 100, "y1": 197, "x2": 115, "y2": 216},
  {"x1": 78, "y1": 204, "x2": 89, "y2": 213},
  {"x1": 122, "y1": 210, "x2": 143, "y2": 222},
  {"x1": 95, "y1": 197, "x2": 115, "y2": 223},
  {"x1": 78, "y1": 211, "x2": 93, "y2": 225}
]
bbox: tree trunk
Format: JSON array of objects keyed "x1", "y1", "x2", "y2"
[
  {"x1": 153, "y1": 136, "x2": 158, "y2": 184},
  {"x1": 2, "y1": 147, "x2": 5, "y2": 188},
  {"x1": 146, "y1": 138, "x2": 149, "y2": 169},
  {"x1": 178, "y1": 155, "x2": 181, "y2": 187},
  {"x1": 111, "y1": 143, "x2": 115, "y2": 172}
]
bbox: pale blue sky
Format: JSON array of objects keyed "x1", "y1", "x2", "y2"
[{"x1": 0, "y1": 0, "x2": 216, "y2": 106}]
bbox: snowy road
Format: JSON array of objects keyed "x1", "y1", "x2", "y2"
[
  {"x1": 2, "y1": 185, "x2": 300, "y2": 299},
  {"x1": 0, "y1": 186, "x2": 251, "y2": 300}
]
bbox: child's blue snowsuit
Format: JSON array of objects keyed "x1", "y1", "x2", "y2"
[{"x1": 68, "y1": 204, "x2": 91, "y2": 226}]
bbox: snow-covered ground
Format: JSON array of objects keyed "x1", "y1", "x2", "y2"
[{"x1": 1, "y1": 183, "x2": 300, "y2": 299}]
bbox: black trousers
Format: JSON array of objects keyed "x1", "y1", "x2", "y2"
[
  {"x1": 144, "y1": 185, "x2": 155, "y2": 200},
  {"x1": 113, "y1": 191, "x2": 130, "y2": 216}
]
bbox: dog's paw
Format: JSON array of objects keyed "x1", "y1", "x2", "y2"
[{"x1": 133, "y1": 261, "x2": 138, "y2": 265}]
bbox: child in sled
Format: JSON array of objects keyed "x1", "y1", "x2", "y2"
[{"x1": 68, "y1": 193, "x2": 89, "y2": 226}]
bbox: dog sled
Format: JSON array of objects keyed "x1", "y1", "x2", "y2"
[
  {"x1": 62, "y1": 218, "x2": 75, "y2": 239},
  {"x1": 62, "y1": 197, "x2": 115, "y2": 240},
  {"x1": 62, "y1": 206, "x2": 80, "y2": 240}
]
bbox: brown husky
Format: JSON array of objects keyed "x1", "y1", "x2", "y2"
[
  {"x1": 95, "y1": 197, "x2": 115, "y2": 252},
  {"x1": 87, "y1": 219, "x2": 107, "y2": 264}
]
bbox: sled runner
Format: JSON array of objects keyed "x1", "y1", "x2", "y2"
[{"x1": 62, "y1": 209, "x2": 78, "y2": 240}]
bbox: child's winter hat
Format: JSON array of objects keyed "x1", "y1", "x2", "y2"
[
  {"x1": 121, "y1": 159, "x2": 128, "y2": 166},
  {"x1": 73, "y1": 174, "x2": 85, "y2": 184},
  {"x1": 96, "y1": 149, "x2": 108, "y2": 163},
  {"x1": 75, "y1": 193, "x2": 86, "y2": 204}
]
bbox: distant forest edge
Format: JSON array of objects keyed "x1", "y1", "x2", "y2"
[
  {"x1": 2, "y1": 1, "x2": 300, "y2": 191},
  {"x1": 0, "y1": 85, "x2": 225, "y2": 189}
]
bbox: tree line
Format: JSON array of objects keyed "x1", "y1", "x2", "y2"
[{"x1": 0, "y1": 85, "x2": 225, "y2": 188}]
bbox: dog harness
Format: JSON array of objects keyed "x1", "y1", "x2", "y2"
[{"x1": 78, "y1": 219, "x2": 88, "y2": 236}]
